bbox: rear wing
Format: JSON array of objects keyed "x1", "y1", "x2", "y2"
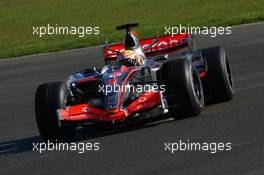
[{"x1": 103, "y1": 33, "x2": 189, "y2": 62}]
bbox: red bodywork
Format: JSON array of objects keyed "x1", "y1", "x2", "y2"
[
  {"x1": 58, "y1": 66, "x2": 160, "y2": 122},
  {"x1": 58, "y1": 91, "x2": 160, "y2": 123},
  {"x1": 104, "y1": 33, "x2": 189, "y2": 62},
  {"x1": 58, "y1": 33, "x2": 190, "y2": 123},
  {"x1": 58, "y1": 66, "x2": 161, "y2": 123}
]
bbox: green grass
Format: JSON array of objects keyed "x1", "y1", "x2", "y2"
[{"x1": 1, "y1": 0, "x2": 264, "y2": 59}]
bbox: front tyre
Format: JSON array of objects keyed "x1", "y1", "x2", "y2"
[
  {"x1": 35, "y1": 82, "x2": 76, "y2": 142},
  {"x1": 159, "y1": 59, "x2": 204, "y2": 118}
]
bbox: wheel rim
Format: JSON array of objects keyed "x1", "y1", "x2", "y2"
[{"x1": 191, "y1": 69, "x2": 204, "y2": 106}]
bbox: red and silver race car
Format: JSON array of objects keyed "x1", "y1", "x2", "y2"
[{"x1": 35, "y1": 23, "x2": 234, "y2": 141}]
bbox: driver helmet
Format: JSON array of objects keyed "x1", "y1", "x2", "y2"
[{"x1": 119, "y1": 49, "x2": 144, "y2": 66}]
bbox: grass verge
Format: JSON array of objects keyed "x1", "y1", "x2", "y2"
[{"x1": 0, "y1": 0, "x2": 264, "y2": 59}]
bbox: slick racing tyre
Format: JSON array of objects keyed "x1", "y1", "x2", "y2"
[
  {"x1": 159, "y1": 59, "x2": 204, "y2": 117},
  {"x1": 201, "y1": 47, "x2": 234, "y2": 103},
  {"x1": 35, "y1": 81, "x2": 76, "y2": 142}
]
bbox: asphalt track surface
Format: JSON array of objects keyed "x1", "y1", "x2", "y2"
[{"x1": 1, "y1": 23, "x2": 264, "y2": 175}]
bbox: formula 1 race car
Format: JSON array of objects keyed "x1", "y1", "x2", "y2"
[{"x1": 35, "y1": 23, "x2": 234, "y2": 141}]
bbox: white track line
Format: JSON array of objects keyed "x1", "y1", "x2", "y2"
[{"x1": 231, "y1": 21, "x2": 264, "y2": 28}]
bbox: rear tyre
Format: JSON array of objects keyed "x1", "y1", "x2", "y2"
[
  {"x1": 35, "y1": 82, "x2": 76, "y2": 142},
  {"x1": 201, "y1": 47, "x2": 234, "y2": 103},
  {"x1": 159, "y1": 59, "x2": 204, "y2": 118}
]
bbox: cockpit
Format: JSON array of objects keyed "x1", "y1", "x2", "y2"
[{"x1": 124, "y1": 34, "x2": 137, "y2": 50}]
